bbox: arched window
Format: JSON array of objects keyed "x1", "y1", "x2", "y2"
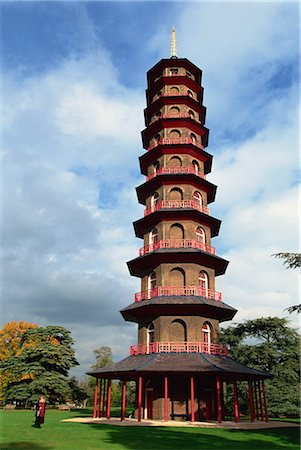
[
  {"x1": 202, "y1": 322, "x2": 212, "y2": 348},
  {"x1": 170, "y1": 129, "x2": 181, "y2": 138},
  {"x1": 192, "y1": 159, "x2": 199, "y2": 173},
  {"x1": 170, "y1": 267, "x2": 185, "y2": 287},
  {"x1": 187, "y1": 89, "x2": 193, "y2": 98},
  {"x1": 170, "y1": 86, "x2": 179, "y2": 95},
  {"x1": 155, "y1": 134, "x2": 161, "y2": 144},
  {"x1": 153, "y1": 161, "x2": 159, "y2": 174},
  {"x1": 170, "y1": 187, "x2": 183, "y2": 201},
  {"x1": 196, "y1": 227, "x2": 205, "y2": 243},
  {"x1": 155, "y1": 110, "x2": 162, "y2": 118},
  {"x1": 170, "y1": 156, "x2": 182, "y2": 167},
  {"x1": 149, "y1": 228, "x2": 158, "y2": 245},
  {"x1": 199, "y1": 271, "x2": 208, "y2": 295},
  {"x1": 169, "y1": 106, "x2": 180, "y2": 116},
  {"x1": 193, "y1": 191, "x2": 203, "y2": 206},
  {"x1": 151, "y1": 192, "x2": 159, "y2": 211},
  {"x1": 148, "y1": 271, "x2": 157, "y2": 291},
  {"x1": 147, "y1": 323, "x2": 155, "y2": 344},
  {"x1": 171, "y1": 319, "x2": 187, "y2": 342},
  {"x1": 188, "y1": 109, "x2": 195, "y2": 119},
  {"x1": 170, "y1": 223, "x2": 184, "y2": 240},
  {"x1": 190, "y1": 133, "x2": 197, "y2": 143}
]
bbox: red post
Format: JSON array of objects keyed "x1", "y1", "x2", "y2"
[
  {"x1": 248, "y1": 381, "x2": 254, "y2": 422},
  {"x1": 101, "y1": 379, "x2": 106, "y2": 417},
  {"x1": 97, "y1": 379, "x2": 102, "y2": 418},
  {"x1": 233, "y1": 381, "x2": 239, "y2": 423},
  {"x1": 261, "y1": 381, "x2": 269, "y2": 422},
  {"x1": 216, "y1": 376, "x2": 222, "y2": 423},
  {"x1": 164, "y1": 376, "x2": 169, "y2": 422},
  {"x1": 190, "y1": 376, "x2": 195, "y2": 422},
  {"x1": 121, "y1": 380, "x2": 126, "y2": 421},
  {"x1": 257, "y1": 380, "x2": 264, "y2": 421},
  {"x1": 106, "y1": 379, "x2": 111, "y2": 420},
  {"x1": 137, "y1": 376, "x2": 142, "y2": 422},
  {"x1": 93, "y1": 380, "x2": 98, "y2": 418},
  {"x1": 254, "y1": 381, "x2": 259, "y2": 420}
]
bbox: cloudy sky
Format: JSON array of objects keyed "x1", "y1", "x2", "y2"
[{"x1": 1, "y1": 1, "x2": 299, "y2": 378}]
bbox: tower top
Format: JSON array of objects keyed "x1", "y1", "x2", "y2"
[{"x1": 170, "y1": 25, "x2": 177, "y2": 58}]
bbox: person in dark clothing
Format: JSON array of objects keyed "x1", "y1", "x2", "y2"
[{"x1": 34, "y1": 396, "x2": 45, "y2": 428}]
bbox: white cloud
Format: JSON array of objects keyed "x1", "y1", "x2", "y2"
[{"x1": 2, "y1": 2, "x2": 299, "y2": 377}]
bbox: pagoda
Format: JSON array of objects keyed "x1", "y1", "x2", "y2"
[{"x1": 88, "y1": 28, "x2": 271, "y2": 423}]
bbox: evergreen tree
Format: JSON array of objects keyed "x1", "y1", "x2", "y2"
[
  {"x1": 220, "y1": 317, "x2": 300, "y2": 417},
  {"x1": 0, "y1": 324, "x2": 79, "y2": 405}
]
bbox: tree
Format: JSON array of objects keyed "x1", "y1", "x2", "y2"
[
  {"x1": 272, "y1": 252, "x2": 301, "y2": 313},
  {"x1": 0, "y1": 324, "x2": 79, "y2": 405},
  {"x1": 91, "y1": 346, "x2": 113, "y2": 369},
  {"x1": 220, "y1": 317, "x2": 300, "y2": 417},
  {"x1": 68, "y1": 376, "x2": 89, "y2": 406}
]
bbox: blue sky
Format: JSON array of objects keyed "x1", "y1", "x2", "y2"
[{"x1": 1, "y1": 1, "x2": 299, "y2": 377}]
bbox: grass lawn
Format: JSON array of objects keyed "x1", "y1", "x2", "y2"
[{"x1": 0, "y1": 408, "x2": 300, "y2": 450}]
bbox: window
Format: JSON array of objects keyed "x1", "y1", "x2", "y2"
[
  {"x1": 199, "y1": 271, "x2": 208, "y2": 294},
  {"x1": 193, "y1": 191, "x2": 203, "y2": 206},
  {"x1": 188, "y1": 109, "x2": 195, "y2": 119},
  {"x1": 169, "y1": 106, "x2": 180, "y2": 116},
  {"x1": 202, "y1": 322, "x2": 212, "y2": 347},
  {"x1": 187, "y1": 90, "x2": 193, "y2": 98},
  {"x1": 170, "y1": 187, "x2": 183, "y2": 201},
  {"x1": 147, "y1": 323, "x2": 155, "y2": 344},
  {"x1": 151, "y1": 192, "x2": 159, "y2": 211},
  {"x1": 186, "y1": 71, "x2": 192, "y2": 78},
  {"x1": 155, "y1": 134, "x2": 161, "y2": 143},
  {"x1": 192, "y1": 159, "x2": 199, "y2": 173},
  {"x1": 170, "y1": 68, "x2": 178, "y2": 75},
  {"x1": 153, "y1": 161, "x2": 159, "y2": 174},
  {"x1": 148, "y1": 271, "x2": 157, "y2": 291},
  {"x1": 196, "y1": 227, "x2": 205, "y2": 243},
  {"x1": 190, "y1": 133, "x2": 197, "y2": 143},
  {"x1": 149, "y1": 228, "x2": 158, "y2": 245},
  {"x1": 169, "y1": 156, "x2": 182, "y2": 167},
  {"x1": 170, "y1": 129, "x2": 181, "y2": 138},
  {"x1": 170, "y1": 86, "x2": 179, "y2": 95}
]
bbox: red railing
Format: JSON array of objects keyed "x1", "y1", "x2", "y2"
[
  {"x1": 149, "y1": 113, "x2": 198, "y2": 125},
  {"x1": 144, "y1": 200, "x2": 209, "y2": 217},
  {"x1": 139, "y1": 239, "x2": 216, "y2": 256},
  {"x1": 130, "y1": 341, "x2": 228, "y2": 356},
  {"x1": 134, "y1": 286, "x2": 222, "y2": 302},
  {"x1": 147, "y1": 137, "x2": 204, "y2": 151},
  {"x1": 146, "y1": 166, "x2": 206, "y2": 181}
]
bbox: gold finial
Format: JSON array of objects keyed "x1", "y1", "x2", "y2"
[{"x1": 170, "y1": 25, "x2": 177, "y2": 58}]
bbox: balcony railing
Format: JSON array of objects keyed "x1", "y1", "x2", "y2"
[
  {"x1": 134, "y1": 286, "x2": 222, "y2": 302},
  {"x1": 146, "y1": 166, "x2": 206, "y2": 181},
  {"x1": 139, "y1": 239, "x2": 216, "y2": 256},
  {"x1": 130, "y1": 341, "x2": 228, "y2": 356},
  {"x1": 147, "y1": 137, "x2": 204, "y2": 151},
  {"x1": 149, "y1": 113, "x2": 198, "y2": 126},
  {"x1": 144, "y1": 200, "x2": 209, "y2": 217}
]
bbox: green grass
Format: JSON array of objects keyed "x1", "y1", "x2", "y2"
[{"x1": 0, "y1": 409, "x2": 299, "y2": 450}]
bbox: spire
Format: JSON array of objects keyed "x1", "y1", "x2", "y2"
[{"x1": 170, "y1": 25, "x2": 177, "y2": 58}]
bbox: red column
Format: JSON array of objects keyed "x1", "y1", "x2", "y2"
[
  {"x1": 101, "y1": 379, "x2": 106, "y2": 417},
  {"x1": 93, "y1": 380, "x2": 98, "y2": 418},
  {"x1": 97, "y1": 379, "x2": 102, "y2": 418},
  {"x1": 137, "y1": 376, "x2": 142, "y2": 422},
  {"x1": 121, "y1": 380, "x2": 127, "y2": 421},
  {"x1": 248, "y1": 381, "x2": 254, "y2": 422},
  {"x1": 261, "y1": 381, "x2": 269, "y2": 422},
  {"x1": 106, "y1": 379, "x2": 111, "y2": 420},
  {"x1": 233, "y1": 381, "x2": 239, "y2": 423},
  {"x1": 216, "y1": 376, "x2": 222, "y2": 423},
  {"x1": 257, "y1": 380, "x2": 264, "y2": 421},
  {"x1": 254, "y1": 381, "x2": 259, "y2": 420},
  {"x1": 164, "y1": 376, "x2": 169, "y2": 422},
  {"x1": 190, "y1": 376, "x2": 195, "y2": 422}
]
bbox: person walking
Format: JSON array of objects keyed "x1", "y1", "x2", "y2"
[{"x1": 34, "y1": 396, "x2": 45, "y2": 428}]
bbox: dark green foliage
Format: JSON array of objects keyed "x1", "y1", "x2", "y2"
[
  {"x1": 220, "y1": 317, "x2": 300, "y2": 417},
  {"x1": 0, "y1": 325, "x2": 79, "y2": 404}
]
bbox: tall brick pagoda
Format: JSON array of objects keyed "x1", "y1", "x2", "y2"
[{"x1": 88, "y1": 28, "x2": 271, "y2": 423}]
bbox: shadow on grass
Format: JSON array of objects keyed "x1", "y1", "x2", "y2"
[
  {"x1": 1, "y1": 442, "x2": 53, "y2": 450},
  {"x1": 84, "y1": 423, "x2": 300, "y2": 450}
]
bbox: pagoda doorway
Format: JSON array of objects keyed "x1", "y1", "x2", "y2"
[{"x1": 145, "y1": 388, "x2": 153, "y2": 419}]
